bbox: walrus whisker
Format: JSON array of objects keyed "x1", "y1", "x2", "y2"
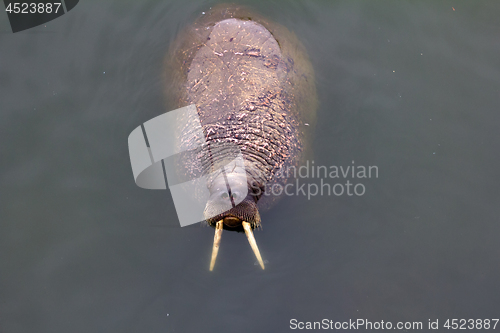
[
  {"x1": 242, "y1": 221, "x2": 265, "y2": 270},
  {"x1": 209, "y1": 220, "x2": 223, "y2": 271}
]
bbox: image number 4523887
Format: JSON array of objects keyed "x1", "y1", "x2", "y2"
[{"x1": 3, "y1": 0, "x2": 79, "y2": 33}]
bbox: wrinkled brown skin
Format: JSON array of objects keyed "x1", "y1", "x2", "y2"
[{"x1": 165, "y1": 5, "x2": 317, "y2": 231}]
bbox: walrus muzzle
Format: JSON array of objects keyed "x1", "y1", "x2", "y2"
[{"x1": 204, "y1": 174, "x2": 265, "y2": 270}]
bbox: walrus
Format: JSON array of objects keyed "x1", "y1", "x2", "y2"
[{"x1": 164, "y1": 5, "x2": 317, "y2": 270}]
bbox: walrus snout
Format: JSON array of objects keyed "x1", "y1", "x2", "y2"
[
  {"x1": 223, "y1": 216, "x2": 242, "y2": 228},
  {"x1": 204, "y1": 195, "x2": 261, "y2": 231},
  {"x1": 204, "y1": 170, "x2": 262, "y2": 229},
  {"x1": 205, "y1": 195, "x2": 265, "y2": 271},
  {"x1": 204, "y1": 181, "x2": 265, "y2": 271}
]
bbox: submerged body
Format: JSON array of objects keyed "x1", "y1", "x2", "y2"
[{"x1": 165, "y1": 5, "x2": 317, "y2": 268}]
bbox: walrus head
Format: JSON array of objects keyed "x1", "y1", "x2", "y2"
[{"x1": 203, "y1": 170, "x2": 265, "y2": 270}]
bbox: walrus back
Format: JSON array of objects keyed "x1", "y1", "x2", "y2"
[{"x1": 165, "y1": 5, "x2": 317, "y2": 210}]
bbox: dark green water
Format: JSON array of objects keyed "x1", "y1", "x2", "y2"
[{"x1": 1, "y1": 1, "x2": 500, "y2": 332}]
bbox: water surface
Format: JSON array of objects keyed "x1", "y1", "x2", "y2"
[{"x1": 1, "y1": 1, "x2": 500, "y2": 332}]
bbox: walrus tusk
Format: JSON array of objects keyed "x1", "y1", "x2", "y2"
[
  {"x1": 242, "y1": 221, "x2": 265, "y2": 270},
  {"x1": 209, "y1": 220, "x2": 223, "y2": 271}
]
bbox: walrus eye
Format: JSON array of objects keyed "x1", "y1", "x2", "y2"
[
  {"x1": 231, "y1": 193, "x2": 237, "y2": 200},
  {"x1": 221, "y1": 192, "x2": 229, "y2": 199}
]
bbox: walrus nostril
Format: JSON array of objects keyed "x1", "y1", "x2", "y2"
[{"x1": 223, "y1": 216, "x2": 241, "y2": 227}]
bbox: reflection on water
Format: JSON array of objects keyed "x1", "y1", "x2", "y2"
[{"x1": 1, "y1": 1, "x2": 500, "y2": 332}]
